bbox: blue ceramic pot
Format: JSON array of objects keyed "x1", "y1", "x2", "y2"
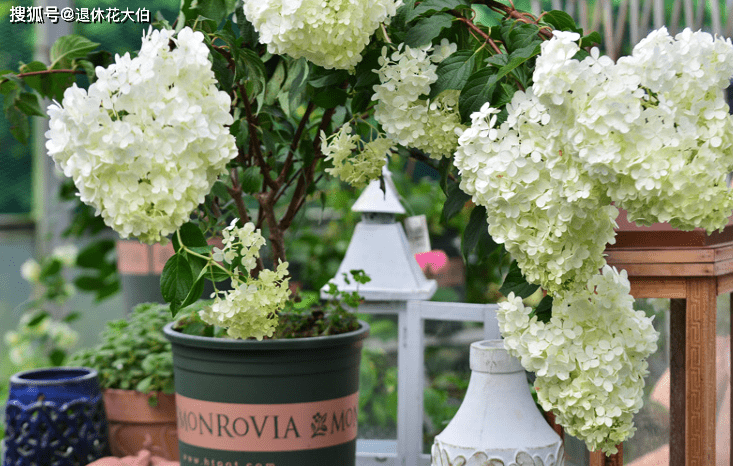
[{"x1": 3, "y1": 367, "x2": 110, "y2": 466}]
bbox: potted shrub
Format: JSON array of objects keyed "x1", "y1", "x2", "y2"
[
  {"x1": 68, "y1": 302, "x2": 183, "y2": 461},
  {"x1": 5, "y1": 0, "x2": 733, "y2": 462}
]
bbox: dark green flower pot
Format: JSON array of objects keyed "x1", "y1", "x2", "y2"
[{"x1": 163, "y1": 321, "x2": 369, "y2": 466}]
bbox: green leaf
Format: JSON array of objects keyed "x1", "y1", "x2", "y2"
[
  {"x1": 532, "y1": 295, "x2": 553, "y2": 323},
  {"x1": 75, "y1": 59, "x2": 97, "y2": 83},
  {"x1": 472, "y1": 4, "x2": 499, "y2": 27},
  {"x1": 5, "y1": 106, "x2": 29, "y2": 144},
  {"x1": 308, "y1": 68, "x2": 349, "y2": 88},
  {"x1": 198, "y1": 264, "x2": 231, "y2": 283},
  {"x1": 459, "y1": 43, "x2": 539, "y2": 121},
  {"x1": 441, "y1": 181, "x2": 470, "y2": 222},
  {"x1": 135, "y1": 375, "x2": 153, "y2": 393},
  {"x1": 500, "y1": 21, "x2": 541, "y2": 53},
  {"x1": 240, "y1": 48, "x2": 267, "y2": 98},
  {"x1": 461, "y1": 205, "x2": 490, "y2": 260},
  {"x1": 49, "y1": 349, "x2": 67, "y2": 367},
  {"x1": 74, "y1": 276, "x2": 106, "y2": 291},
  {"x1": 49, "y1": 35, "x2": 100, "y2": 69},
  {"x1": 62, "y1": 312, "x2": 81, "y2": 323},
  {"x1": 27, "y1": 311, "x2": 50, "y2": 327},
  {"x1": 405, "y1": 13, "x2": 453, "y2": 48},
  {"x1": 406, "y1": 0, "x2": 469, "y2": 23},
  {"x1": 179, "y1": 0, "x2": 237, "y2": 25},
  {"x1": 459, "y1": 66, "x2": 497, "y2": 122},
  {"x1": 429, "y1": 49, "x2": 476, "y2": 99},
  {"x1": 499, "y1": 260, "x2": 539, "y2": 299},
  {"x1": 241, "y1": 166, "x2": 261, "y2": 194},
  {"x1": 178, "y1": 222, "x2": 207, "y2": 248},
  {"x1": 579, "y1": 31, "x2": 602, "y2": 49},
  {"x1": 77, "y1": 240, "x2": 115, "y2": 269},
  {"x1": 180, "y1": 277, "x2": 205, "y2": 310},
  {"x1": 160, "y1": 253, "x2": 194, "y2": 316},
  {"x1": 263, "y1": 59, "x2": 286, "y2": 107},
  {"x1": 312, "y1": 88, "x2": 347, "y2": 109},
  {"x1": 539, "y1": 10, "x2": 581, "y2": 33},
  {"x1": 15, "y1": 92, "x2": 45, "y2": 117}
]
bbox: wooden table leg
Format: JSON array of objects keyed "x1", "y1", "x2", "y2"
[
  {"x1": 589, "y1": 445, "x2": 622, "y2": 466},
  {"x1": 685, "y1": 278, "x2": 717, "y2": 466},
  {"x1": 670, "y1": 298, "x2": 686, "y2": 466}
]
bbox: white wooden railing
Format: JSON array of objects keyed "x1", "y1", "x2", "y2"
[{"x1": 355, "y1": 300, "x2": 500, "y2": 466}]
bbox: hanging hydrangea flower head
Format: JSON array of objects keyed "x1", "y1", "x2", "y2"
[
  {"x1": 372, "y1": 40, "x2": 467, "y2": 159},
  {"x1": 243, "y1": 0, "x2": 403, "y2": 70},
  {"x1": 497, "y1": 266, "x2": 658, "y2": 454},
  {"x1": 45, "y1": 27, "x2": 237, "y2": 244}
]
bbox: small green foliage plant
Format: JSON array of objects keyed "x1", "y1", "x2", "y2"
[{"x1": 67, "y1": 302, "x2": 182, "y2": 407}]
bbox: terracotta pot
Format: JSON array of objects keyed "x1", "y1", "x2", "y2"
[{"x1": 102, "y1": 388, "x2": 179, "y2": 460}]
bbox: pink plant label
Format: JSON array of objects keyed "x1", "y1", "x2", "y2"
[{"x1": 175, "y1": 393, "x2": 359, "y2": 452}]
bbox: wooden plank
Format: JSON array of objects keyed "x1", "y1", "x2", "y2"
[
  {"x1": 685, "y1": 278, "x2": 717, "y2": 466},
  {"x1": 606, "y1": 248, "x2": 715, "y2": 264},
  {"x1": 670, "y1": 298, "x2": 686, "y2": 466},
  {"x1": 628, "y1": 277, "x2": 687, "y2": 299},
  {"x1": 589, "y1": 450, "x2": 604, "y2": 466},
  {"x1": 716, "y1": 273, "x2": 733, "y2": 295},
  {"x1": 607, "y1": 262, "x2": 714, "y2": 277},
  {"x1": 715, "y1": 257, "x2": 733, "y2": 276}
]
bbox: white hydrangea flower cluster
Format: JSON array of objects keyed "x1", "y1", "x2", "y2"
[
  {"x1": 45, "y1": 27, "x2": 237, "y2": 244},
  {"x1": 454, "y1": 98, "x2": 619, "y2": 294},
  {"x1": 497, "y1": 266, "x2": 659, "y2": 454},
  {"x1": 200, "y1": 221, "x2": 290, "y2": 340},
  {"x1": 373, "y1": 40, "x2": 467, "y2": 159},
  {"x1": 243, "y1": 0, "x2": 402, "y2": 70},
  {"x1": 321, "y1": 124, "x2": 391, "y2": 188},
  {"x1": 532, "y1": 28, "x2": 733, "y2": 232}
]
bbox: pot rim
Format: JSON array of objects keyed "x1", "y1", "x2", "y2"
[
  {"x1": 10, "y1": 366, "x2": 98, "y2": 386},
  {"x1": 163, "y1": 319, "x2": 370, "y2": 350}
]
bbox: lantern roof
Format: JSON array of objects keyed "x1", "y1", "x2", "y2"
[{"x1": 351, "y1": 168, "x2": 406, "y2": 215}]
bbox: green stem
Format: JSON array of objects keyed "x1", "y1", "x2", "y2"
[{"x1": 175, "y1": 230, "x2": 243, "y2": 286}]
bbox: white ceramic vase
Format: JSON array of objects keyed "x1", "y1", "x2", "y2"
[{"x1": 431, "y1": 340, "x2": 564, "y2": 466}]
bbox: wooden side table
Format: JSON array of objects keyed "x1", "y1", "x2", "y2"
[{"x1": 600, "y1": 211, "x2": 733, "y2": 466}]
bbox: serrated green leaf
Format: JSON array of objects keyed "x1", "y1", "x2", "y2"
[
  {"x1": 442, "y1": 181, "x2": 471, "y2": 222},
  {"x1": 263, "y1": 59, "x2": 286, "y2": 108},
  {"x1": 6, "y1": 105, "x2": 29, "y2": 144},
  {"x1": 160, "y1": 253, "x2": 193, "y2": 315},
  {"x1": 459, "y1": 43, "x2": 539, "y2": 121},
  {"x1": 180, "y1": 277, "x2": 205, "y2": 310},
  {"x1": 405, "y1": 13, "x2": 453, "y2": 47},
  {"x1": 406, "y1": 0, "x2": 469, "y2": 23},
  {"x1": 75, "y1": 59, "x2": 97, "y2": 83},
  {"x1": 532, "y1": 295, "x2": 553, "y2": 323},
  {"x1": 500, "y1": 21, "x2": 541, "y2": 53},
  {"x1": 198, "y1": 263, "x2": 231, "y2": 283},
  {"x1": 49, "y1": 35, "x2": 100, "y2": 69},
  {"x1": 15, "y1": 92, "x2": 45, "y2": 117},
  {"x1": 499, "y1": 260, "x2": 539, "y2": 299},
  {"x1": 459, "y1": 66, "x2": 498, "y2": 122},
  {"x1": 241, "y1": 166, "x2": 261, "y2": 194},
  {"x1": 240, "y1": 48, "x2": 266, "y2": 98},
  {"x1": 472, "y1": 4, "x2": 499, "y2": 27},
  {"x1": 309, "y1": 68, "x2": 349, "y2": 88},
  {"x1": 430, "y1": 50, "x2": 476, "y2": 99},
  {"x1": 178, "y1": 222, "x2": 207, "y2": 248},
  {"x1": 461, "y1": 205, "x2": 490, "y2": 260},
  {"x1": 539, "y1": 10, "x2": 581, "y2": 33},
  {"x1": 579, "y1": 31, "x2": 602, "y2": 48}
]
